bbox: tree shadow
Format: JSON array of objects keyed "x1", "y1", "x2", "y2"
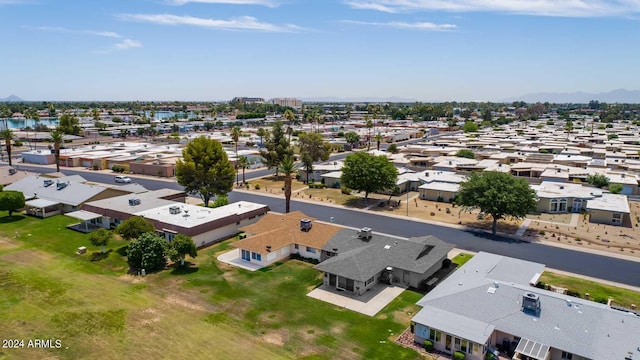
[
  {"x1": 90, "y1": 249, "x2": 113, "y2": 262},
  {"x1": 463, "y1": 229, "x2": 523, "y2": 244},
  {"x1": 170, "y1": 263, "x2": 199, "y2": 275},
  {"x1": 0, "y1": 214, "x2": 26, "y2": 224},
  {"x1": 116, "y1": 245, "x2": 129, "y2": 257}
]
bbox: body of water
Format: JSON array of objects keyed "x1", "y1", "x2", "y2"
[
  {"x1": 143, "y1": 110, "x2": 197, "y2": 120},
  {"x1": 1, "y1": 118, "x2": 59, "y2": 130}
]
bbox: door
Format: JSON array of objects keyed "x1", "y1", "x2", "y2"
[
  {"x1": 573, "y1": 199, "x2": 582, "y2": 213},
  {"x1": 403, "y1": 270, "x2": 411, "y2": 285},
  {"x1": 445, "y1": 334, "x2": 452, "y2": 353},
  {"x1": 241, "y1": 249, "x2": 250, "y2": 261},
  {"x1": 329, "y1": 274, "x2": 336, "y2": 287}
]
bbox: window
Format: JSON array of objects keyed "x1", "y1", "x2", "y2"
[
  {"x1": 365, "y1": 276, "x2": 375, "y2": 286},
  {"x1": 473, "y1": 343, "x2": 480, "y2": 354},
  {"x1": 550, "y1": 199, "x2": 559, "y2": 212},
  {"x1": 454, "y1": 338, "x2": 461, "y2": 350},
  {"x1": 612, "y1": 213, "x2": 622, "y2": 224},
  {"x1": 251, "y1": 252, "x2": 262, "y2": 261},
  {"x1": 166, "y1": 233, "x2": 175, "y2": 242},
  {"x1": 461, "y1": 340, "x2": 468, "y2": 353},
  {"x1": 428, "y1": 329, "x2": 441, "y2": 342},
  {"x1": 294, "y1": 244, "x2": 299, "y2": 249},
  {"x1": 306, "y1": 246, "x2": 316, "y2": 254},
  {"x1": 559, "y1": 198, "x2": 567, "y2": 212},
  {"x1": 561, "y1": 351, "x2": 573, "y2": 360}
]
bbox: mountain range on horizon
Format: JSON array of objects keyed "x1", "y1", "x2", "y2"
[
  {"x1": 2, "y1": 89, "x2": 640, "y2": 104},
  {"x1": 500, "y1": 88, "x2": 640, "y2": 104}
]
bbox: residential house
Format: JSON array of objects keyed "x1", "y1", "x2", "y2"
[
  {"x1": 315, "y1": 230, "x2": 453, "y2": 296},
  {"x1": 412, "y1": 252, "x2": 640, "y2": 360},
  {"x1": 417, "y1": 171, "x2": 466, "y2": 202},
  {"x1": 82, "y1": 191, "x2": 268, "y2": 247},
  {"x1": 232, "y1": 211, "x2": 342, "y2": 267},
  {"x1": 532, "y1": 181, "x2": 603, "y2": 214},
  {"x1": 586, "y1": 193, "x2": 631, "y2": 226}
]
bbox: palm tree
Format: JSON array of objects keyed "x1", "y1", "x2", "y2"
[
  {"x1": 256, "y1": 127, "x2": 266, "y2": 147},
  {"x1": 280, "y1": 156, "x2": 295, "y2": 213},
  {"x1": 50, "y1": 129, "x2": 63, "y2": 172},
  {"x1": 365, "y1": 116, "x2": 373, "y2": 151},
  {"x1": 238, "y1": 156, "x2": 249, "y2": 184},
  {"x1": 1, "y1": 128, "x2": 14, "y2": 166},
  {"x1": 375, "y1": 133, "x2": 383, "y2": 151},
  {"x1": 283, "y1": 109, "x2": 295, "y2": 144},
  {"x1": 231, "y1": 126, "x2": 241, "y2": 185}
]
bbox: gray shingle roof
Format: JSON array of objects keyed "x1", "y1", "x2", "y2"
[
  {"x1": 314, "y1": 229, "x2": 453, "y2": 282},
  {"x1": 412, "y1": 252, "x2": 640, "y2": 360}
]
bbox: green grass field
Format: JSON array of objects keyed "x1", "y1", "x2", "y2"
[{"x1": 0, "y1": 212, "x2": 426, "y2": 360}]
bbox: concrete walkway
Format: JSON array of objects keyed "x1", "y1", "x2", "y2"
[
  {"x1": 216, "y1": 248, "x2": 262, "y2": 272},
  {"x1": 514, "y1": 219, "x2": 531, "y2": 238},
  {"x1": 307, "y1": 282, "x2": 407, "y2": 317}
]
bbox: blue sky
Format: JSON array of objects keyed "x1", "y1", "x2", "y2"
[{"x1": 1, "y1": 0, "x2": 639, "y2": 101}]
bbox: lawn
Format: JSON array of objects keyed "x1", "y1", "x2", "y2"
[
  {"x1": 0, "y1": 211, "x2": 426, "y2": 360},
  {"x1": 539, "y1": 272, "x2": 640, "y2": 309},
  {"x1": 451, "y1": 253, "x2": 473, "y2": 267}
]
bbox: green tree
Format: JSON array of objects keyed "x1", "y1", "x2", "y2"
[
  {"x1": 586, "y1": 174, "x2": 609, "y2": 188},
  {"x1": 387, "y1": 143, "x2": 398, "y2": 154},
  {"x1": 455, "y1": 149, "x2": 475, "y2": 159},
  {"x1": 456, "y1": 172, "x2": 536, "y2": 235},
  {"x1": 126, "y1": 232, "x2": 167, "y2": 272},
  {"x1": 89, "y1": 228, "x2": 112, "y2": 253},
  {"x1": 1, "y1": 129, "x2": 14, "y2": 166},
  {"x1": 462, "y1": 121, "x2": 479, "y2": 133},
  {"x1": 237, "y1": 156, "x2": 249, "y2": 184},
  {"x1": 58, "y1": 114, "x2": 81, "y2": 135},
  {"x1": 260, "y1": 121, "x2": 292, "y2": 178},
  {"x1": 344, "y1": 131, "x2": 360, "y2": 149},
  {"x1": 341, "y1": 152, "x2": 398, "y2": 203},
  {"x1": 0, "y1": 190, "x2": 25, "y2": 217},
  {"x1": 50, "y1": 129, "x2": 63, "y2": 172},
  {"x1": 608, "y1": 183, "x2": 623, "y2": 194},
  {"x1": 169, "y1": 234, "x2": 197, "y2": 266},
  {"x1": 365, "y1": 117, "x2": 373, "y2": 150},
  {"x1": 210, "y1": 195, "x2": 229, "y2": 208},
  {"x1": 116, "y1": 216, "x2": 155, "y2": 241},
  {"x1": 283, "y1": 109, "x2": 295, "y2": 144},
  {"x1": 256, "y1": 127, "x2": 267, "y2": 147},
  {"x1": 280, "y1": 156, "x2": 296, "y2": 213},
  {"x1": 298, "y1": 132, "x2": 331, "y2": 183},
  {"x1": 176, "y1": 136, "x2": 235, "y2": 207},
  {"x1": 231, "y1": 126, "x2": 241, "y2": 185}
]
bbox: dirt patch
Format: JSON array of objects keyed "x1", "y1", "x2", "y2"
[
  {"x1": 262, "y1": 330, "x2": 288, "y2": 346},
  {"x1": 330, "y1": 323, "x2": 346, "y2": 335},
  {"x1": 164, "y1": 294, "x2": 208, "y2": 312},
  {"x1": 392, "y1": 309, "x2": 417, "y2": 325},
  {"x1": 138, "y1": 308, "x2": 162, "y2": 326},
  {"x1": 0, "y1": 248, "x2": 54, "y2": 265},
  {"x1": 299, "y1": 326, "x2": 321, "y2": 341}
]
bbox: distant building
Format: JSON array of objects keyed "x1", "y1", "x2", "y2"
[
  {"x1": 270, "y1": 97, "x2": 302, "y2": 109},
  {"x1": 231, "y1": 97, "x2": 265, "y2": 105}
]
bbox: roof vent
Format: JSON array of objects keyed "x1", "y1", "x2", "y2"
[
  {"x1": 56, "y1": 182, "x2": 68, "y2": 190},
  {"x1": 359, "y1": 227, "x2": 372, "y2": 240},
  {"x1": 384, "y1": 245, "x2": 391, "y2": 250},
  {"x1": 43, "y1": 179, "x2": 54, "y2": 187},
  {"x1": 128, "y1": 198, "x2": 141, "y2": 206},
  {"x1": 522, "y1": 293, "x2": 541, "y2": 315},
  {"x1": 300, "y1": 219, "x2": 312, "y2": 232},
  {"x1": 169, "y1": 205, "x2": 181, "y2": 214}
]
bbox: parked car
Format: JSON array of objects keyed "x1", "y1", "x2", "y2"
[{"x1": 114, "y1": 175, "x2": 132, "y2": 183}]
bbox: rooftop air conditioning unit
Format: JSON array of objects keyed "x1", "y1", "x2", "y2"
[
  {"x1": 522, "y1": 293, "x2": 541, "y2": 314},
  {"x1": 300, "y1": 219, "x2": 312, "y2": 232},
  {"x1": 128, "y1": 198, "x2": 141, "y2": 206},
  {"x1": 169, "y1": 205, "x2": 181, "y2": 214},
  {"x1": 359, "y1": 227, "x2": 372, "y2": 240},
  {"x1": 43, "y1": 179, "x2": 54, "y2": 187},
  {"x1": 56, "y1": 182, "x2": 68, "y2": 190}
]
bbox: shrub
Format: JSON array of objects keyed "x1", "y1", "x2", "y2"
[
  {"x1": 341, "y1": 186, "x2": 351, "y2": 195},
  {"x1": 424, "y1": 339, "x2": 434, "y2": 351},
  {"x1": 13, "y1": 141, "x2": 23, "y2": 146},
  {"x1": 254, "y1": 183, "x2": 261, "y2": 190},
  {"x1": 453, "y1": 351, "x2": 466, "y2": 360}
]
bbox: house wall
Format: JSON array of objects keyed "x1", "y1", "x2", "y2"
[
  {"x1": 324, "y1": 177, "x2": 340, "y2": 188},
  {"x1": 130, "y1": 162, "x2": 175, "y2": 177},
  {"x1": 21, "y1": 152, "x2": 55, "y2": 165},
  {"x1": 588, "y1": 209, "x2": 627, "y2": 226},
  {"x1": 192, "y1": 222, "x2": 238, "y2": 248},
  {"x1": 413, "y1": 324, "x2": 484, "y2": 360},
  {"x1": 548, "y1": 348, "x2": 588, "y2": 360},
  {"x1": 419, "y1": 188, "x2": 456, "y2": 202},
  {"x1": 293, "y1": 244, "x2": 321, "y2": 260},
  {"x1": 406, "y1": 258, "x2": 446, "y2": 288}
]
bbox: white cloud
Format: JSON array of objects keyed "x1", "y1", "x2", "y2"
[
  {"x1": 342, "y1": 19, "x2": 457, "y2": 30},
  {"x1": 167, "y1": 0, "x2": 278, "y2": 6},
  {"x1": 115, "y1": 39, "x2": 143, "y2": 50},
  {"x1": 27, "y1": 25, "x2": 123, "y2": 38},
  {"x1": 119, "y1": 13, "x2": 303, "y2": 32},
  {"x1": 344, "y1": 0, "x2": 640, "y2": 17}
]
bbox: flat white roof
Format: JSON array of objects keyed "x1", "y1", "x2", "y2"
[
  {"x1": 586, "y1": 193, "x2": 630, "y2": 214},
  {"x1": 135, "y1": 201, "x2": 267, "y2": 228}
]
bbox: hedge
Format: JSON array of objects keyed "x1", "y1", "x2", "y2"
[
  {"x1": 424, "y1": 339, "x2": 433, "y2": 351},
  {"x1": 453, "y1": 351, "x2": 466, "y2": 360}
]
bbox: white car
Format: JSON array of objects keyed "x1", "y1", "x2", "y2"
[{"x1": 114, "y1": 175, "x2": 132, "y2": 183}]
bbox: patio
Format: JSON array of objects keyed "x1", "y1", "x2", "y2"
[{"x1": 307, "y1": 282, "x2": 407, "y2": 316}]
